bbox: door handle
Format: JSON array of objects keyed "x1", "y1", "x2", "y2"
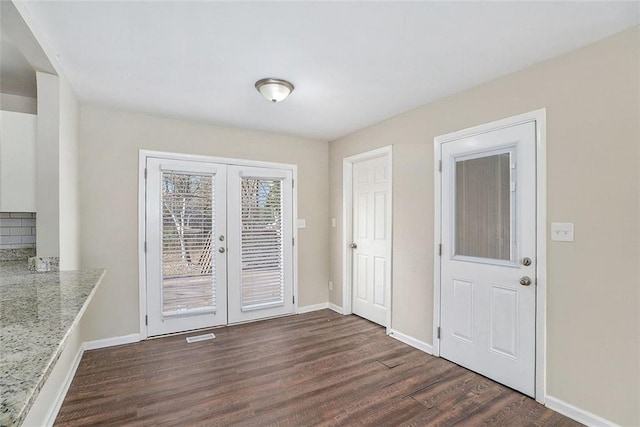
[
  {"x1": 349, "y1": 243, "x2": 358, "y2": 249},
  {"x1": 519, "y1": 276, "x2": 532, "y2": 286},
  {"x1": 219, "y1": 247, "x2": 226, "y2": 254}
]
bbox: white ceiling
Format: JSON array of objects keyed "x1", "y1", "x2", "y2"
[{"x1": 20, "y1": 1, "x2": 640, "y2": 141}]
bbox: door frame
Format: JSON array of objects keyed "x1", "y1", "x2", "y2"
[
  {"x1": 342, "y1": 145, "x2": 393, "y2": 332},
  {"x1": 138, "y1": 149, "x2": 298, "y2": 339},
  {"x1": 433, "y1": 109, "x2": 547, "y2": 403}
]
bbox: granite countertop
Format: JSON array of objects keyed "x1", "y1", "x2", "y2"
[{"x1": 0, "y1": 261, "x2": 105, "y2": 427}]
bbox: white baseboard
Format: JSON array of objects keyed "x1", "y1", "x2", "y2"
[
  {"x1": 297, "y1": 302, "x2": 329, "y2": 314},
  {"x1": 389, "y1": 329, "x2": 433, "y2": 355},
  {"x1": 297, "y1": 302, "x2": 343, "y2": 315},
  {"x1": 43, "y1": 346, "x2": 84, "y2": 427},
  {"x1": 43, "y1": 333, "x2": 142, "y2": 425},
  {"x1": 83, "y1": 333, "x2": 141, "y2": 351},
  {"x1": 545, "y1": 396, "x2": 619, "y2": 427},
  {"x1": 328, "y1": 303, "x2": 343, "y2": 314}
]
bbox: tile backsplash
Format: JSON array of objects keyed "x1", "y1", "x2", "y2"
[{"x1": 0, "y1": 212, "x2": 36, "y2": 249}]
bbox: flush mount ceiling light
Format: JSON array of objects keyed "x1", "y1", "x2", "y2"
[{"x1": 255, "y1": 78, "x2": 294, "y2": 103}]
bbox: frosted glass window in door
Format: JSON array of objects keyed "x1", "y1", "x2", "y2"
[{"x1": 454, "y1": 153, "x2": 511, "y2": 260}]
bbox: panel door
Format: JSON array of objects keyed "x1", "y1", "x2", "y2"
[
  {"x1": 227, "y1": 166, "x2": 294, "y2": 324},
  {"x1": 351, "y1": 156, "x2": 390, "y2": 326},
  {"x1": 146, "y1": 158, "x2": 228, "y2": 336},
  {"x1": 440, "y1": 121, "x2": 536, "y2": 396}
]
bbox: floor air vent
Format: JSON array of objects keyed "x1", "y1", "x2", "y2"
[{"x1": 186, "y1": 333, "x2": 216, "y2": 343}]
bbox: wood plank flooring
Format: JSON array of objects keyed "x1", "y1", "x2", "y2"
[{"x1": 55, "y1": 310, "x2": 581, "y2": 426}]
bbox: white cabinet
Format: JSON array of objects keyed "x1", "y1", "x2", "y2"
[{"x1": 0, "y1": 110, "x2": 37, "y2": 212}]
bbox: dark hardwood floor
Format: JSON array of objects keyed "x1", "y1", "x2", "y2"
[{"x1": 56, "y1": 310, "x2": 581, "y2": 426}]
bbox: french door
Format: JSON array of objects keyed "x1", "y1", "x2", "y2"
[
  {"x1": 227, "y1": 166, "x2": 294, "y2": 324},
  {"x1": 146, "y1": 159, "x2": 227, "y2": 336},
  {"x1": 439, "y1": 121, "x2": 537, "y2": 396},
  {"x1": 146, "y1": 157, "x2": 294, "y2": 336}
]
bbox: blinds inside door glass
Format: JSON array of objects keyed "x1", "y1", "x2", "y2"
[
  {"x1": 454, "y1": 153, "x2": 511, "y2": 260},
  {"x1": 161, "y1": 171, "x2": 215, "y2": 315},
  {"x1": 240, "y1": 177, "x2": 284, "y2": 311}
]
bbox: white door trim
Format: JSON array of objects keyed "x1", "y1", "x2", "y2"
[
  {"x1": 138, "y1": 149, "x2": 298, "y2": 339},
  {"x1": 433, "y1": 109, "x2": 547, "y2": 403},
  {"x1": 342, "y1": 145, "x2": 393, "y2": 333}
]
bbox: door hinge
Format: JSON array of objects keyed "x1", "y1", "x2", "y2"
[
  {"x1": 144, "y1": 168, "x2": 147, "y2": 179},
  {"x1": 144, "y1": 241, "x2": 147, "y2": 252},
  {"x1": 292, "y1": 179, "x2": 295, "y2": 188},
  {"x1": 145, "y1": 315, "x2": 148, "y2": 326},
  {"x1": 437, "y1": 326, "x2": 441, "y2": 339},
  {"x1": 438, "y1": 244, "x2": 442, "y2": 256},
  {"x1": 292, "y1": 237, "x2": 295, "y2": 246},
  {"x1": 438, "y1": 160, "x2": 442, "y2": 172},
  {"x1": 293, "y1": 295, "x2": 295, "y2": 304}
]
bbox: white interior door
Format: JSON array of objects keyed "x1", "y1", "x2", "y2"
[
  {"x1": 146, "y1": 158, "x2": 228, "y2": 336},
  {"x1": 227, "y1": 166, "x2": 294, "y2": 324},
  {"x1": 351, "y1": 155, "x2": 390, "y2": 326},
  {"x1": 440, "y1": 122, "x2": 536, "y2": 397}
]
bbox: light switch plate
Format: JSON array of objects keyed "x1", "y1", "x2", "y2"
[
  {"x1": 297, "y1": 219, "x2": 306, "y2": 229},
  {"x1": 331, "y1": 218, "x2": 336, "y2": 228},
  {"x1": 551, "y1": 222, "x2": 574, "y2": 242}
]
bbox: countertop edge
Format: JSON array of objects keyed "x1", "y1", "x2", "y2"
[{"x1": 14, "y1": 269, "x2": 107, "y2": 426}]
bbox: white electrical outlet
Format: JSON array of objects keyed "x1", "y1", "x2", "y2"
[
  {"x1": 551, "y1": 222, "x2": 574, "y2": 242},
  {"x1": 328, "y1": 281, "x2": 333, "y2": 290}
]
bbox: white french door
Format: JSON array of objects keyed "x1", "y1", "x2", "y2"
[
  {"x1": 350, "y1": 155, "x2": 390, "y2": 326},
  {"x1": 146, "y1": 157, "x2": 294, "y2": 336},
  {"x1": 146, "y1": 158, "x2": 228, "y2": 336},
  {"x1": 439, "y1": 121, "x2": 537, "y2": 397},
  {"x1": 227, "y1": 166, "x2": 294, "y2": 324}
]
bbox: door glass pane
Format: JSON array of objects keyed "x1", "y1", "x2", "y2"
[
  {"x1": 161, "y1": 171, "x2": 215, "y2": 314},
  {"x1": 241, "y1": 177, "x2": 284, "y2": 311},
  {"x1": 455, "y1": 153, "x2": 511, "y2": 260}
]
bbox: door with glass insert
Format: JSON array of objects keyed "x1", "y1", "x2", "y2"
[
  {"x1": 440, "y1": 121, "x2": 536, "y2": 397},
  {"x1": 227, "y1": 166, "x2": 294, "y2": 324},
  {"x1": 146, "y1": 158, "x2": 227, "y2": 336}
]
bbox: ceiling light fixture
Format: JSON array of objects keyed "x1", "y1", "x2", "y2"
[{"x1": 255, "y1": 78, "x2": 294, "y2": 103}]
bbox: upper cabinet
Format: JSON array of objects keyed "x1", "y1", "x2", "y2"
[{"x1": 0, "y1": 110, "x2": 37, "y2": 212}]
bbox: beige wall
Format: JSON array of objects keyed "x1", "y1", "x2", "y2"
[
  {"x1": 34, "y1": 72, "x2": 82, "y2": 269},
  {"x1": 35, "y1": 72, "x2": 59, "y2": 258},
  {"x1": 79, "y1": 105, "x2": 329, "y2": 340},
  {"x1": 58, "y1": 75, "x2": 81, "y2": 270},
  {"x1": 329, "y1": 27, "x2": 639, "y2": 425}
]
